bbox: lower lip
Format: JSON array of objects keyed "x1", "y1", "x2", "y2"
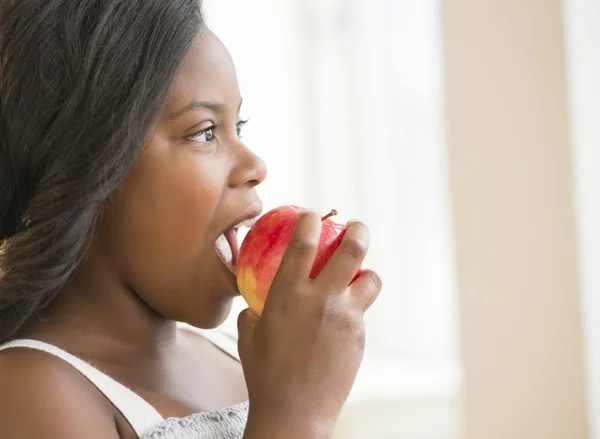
[{"x1": 214, "y1": 242, "x2": 240, "y2": 295}]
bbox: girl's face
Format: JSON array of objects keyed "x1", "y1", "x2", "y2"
[{"x1": 97, "y1": 28, "x2": 266, "y2": 328}]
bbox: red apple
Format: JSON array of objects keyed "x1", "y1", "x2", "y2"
[{"x1": 236, "y1": 205, "x2": 361, "y2": 317}]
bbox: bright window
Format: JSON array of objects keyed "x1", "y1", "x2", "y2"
[{"x1": 204, "y1": 1, "x2": 461, "y2": 436}]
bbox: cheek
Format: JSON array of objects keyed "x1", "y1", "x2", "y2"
[{"x1": 110, "y1": 142, "x2": 225, "y2": 293}]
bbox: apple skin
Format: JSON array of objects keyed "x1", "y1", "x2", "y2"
[{"x1": 236, "y1": 205, "x2": 360, "y2": 317}]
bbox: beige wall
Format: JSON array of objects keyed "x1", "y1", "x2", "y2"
[{"x1": 440, "y1": 0, "x2": 588, "y2": 438}]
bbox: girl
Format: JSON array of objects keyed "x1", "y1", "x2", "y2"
[{"x1": 0, "y1": 1, "x2": 382, "y2": 438}]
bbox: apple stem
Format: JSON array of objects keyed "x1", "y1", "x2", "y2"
[{"x1": 321, "y1": 209, "x2": 338, "y2": 222}]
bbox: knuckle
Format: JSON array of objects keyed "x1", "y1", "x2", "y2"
[
  {"x1": 367, "y1": 271, "x2": 383, "y2": 292},
  {"x1": 322, "y1": 300, "x2": 363, "y2": 332},
  {"x1": 297, "y1": 210, "x2": 321, "y2": 231},
  {"x1": 342, "y1": 237, "x2": 368, "y2": 260},
  {"x1": 301, "y1": 209, "x2": 321, "y2": 222},
  {"x1": 350, "y1": 220, "x2": 368, "y2": 230},
  {"x1": 273, "y1": 285, "x2": 307, "y2": 313},
  {"x1": 353, "y1": 321, "x2": 366, "y2": 349},
  {"x1": 348, "y1": 221, "x2": 369, "y2": 237},
  {"x1": 290, "y1": 235, "x2": 318, "y2": 252},
  {"x1": 343, "y1": 313, "x2": 366, "y2": 348},
  {"x1": 322, "y1": 300, "x2": 347, "y2": 320}
]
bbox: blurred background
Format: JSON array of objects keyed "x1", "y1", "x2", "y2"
[{"x1": 203, "y1": 0, "x2": 598, "y2": 438}]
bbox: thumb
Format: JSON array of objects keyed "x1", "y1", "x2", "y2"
[{"x1": 237, "y1": 308, "x2": 259, "y2": 363}]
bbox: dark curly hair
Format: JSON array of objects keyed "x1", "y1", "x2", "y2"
[{"x1": 0, "y1": 0, "x2": 203, "y2": 342}]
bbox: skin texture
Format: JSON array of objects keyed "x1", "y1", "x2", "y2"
[{"x1": 0, "y1": 28, "x2": 264, "y2": 438}]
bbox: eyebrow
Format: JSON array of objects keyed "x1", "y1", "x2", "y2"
[{"x1": 166, "y1": 98, "x2": 244, "y2": 120}]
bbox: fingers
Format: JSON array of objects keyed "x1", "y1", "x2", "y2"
[
  {"x1": 348, "y1": 269, "x2": 382, "y2": 311},
  {"x1": 316, "y1": 221, "x2": 370, "y2": 289},
  {"x1": 237, "y1": 308, "x2": 259, "y2": 363},
  {"x1": 270, "y1": 210, "x2": 322, "y2": 290}
]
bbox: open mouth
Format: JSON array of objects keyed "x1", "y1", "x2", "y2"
[{"x1": 215, "y1": 216, "x2": 258, "y2": 274}]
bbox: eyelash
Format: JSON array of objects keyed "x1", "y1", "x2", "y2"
[
  {"x1": 236, "y1": 118, "x2": 249, "y2": 137},
  {"x1": 187, "y1": 119, "x2": 249, "y2": 145}
]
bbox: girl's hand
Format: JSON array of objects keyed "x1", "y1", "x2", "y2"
[{"x1": 238, "y1": 211, "x2": 382, "y2": 439}]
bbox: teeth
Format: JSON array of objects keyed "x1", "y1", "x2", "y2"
[
  {"x1": 231, "y1": 217, "x2": 259, "y2": 230},
  {"x1": 242, "y1": 217, "x2": 258, "y2": 228}
]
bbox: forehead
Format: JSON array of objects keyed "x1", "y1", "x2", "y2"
[{"x1": 164, "y1": 28, "x2": 240, "y2": 114}]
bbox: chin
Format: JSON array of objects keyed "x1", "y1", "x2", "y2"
[
  {"x1": 211, "y1": 295, "x2": 235, "y2": 327},
  {"x1": 179, "y1": 253, "x2": 240, "y2": 329},
  {"x1": 185, "y1": 293, "x2": 235, "y2": 329}
]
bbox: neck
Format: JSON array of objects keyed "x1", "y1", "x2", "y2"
[{"x1": 27, "y1": 259, "x2": 179, "y2": 364}]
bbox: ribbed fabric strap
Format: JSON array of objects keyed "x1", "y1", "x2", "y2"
[{"x1": 0, "y1": 339, "x2": 164, "y2": 438}]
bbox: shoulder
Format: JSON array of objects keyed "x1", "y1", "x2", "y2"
[{"x1": 0, "y1": 347, "x2": 120, "y2": 438}]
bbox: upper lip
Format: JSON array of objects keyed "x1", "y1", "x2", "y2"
[{"x1": 224, "y1": 201, "x2": 263, "y2": 232}]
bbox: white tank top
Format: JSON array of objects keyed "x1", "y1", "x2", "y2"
[{"x1": 0, "y1": 324, "x2": 241, "y2": 438}]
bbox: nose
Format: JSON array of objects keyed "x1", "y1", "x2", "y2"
[{"x1": 228, "y1": 143, "x2": 267, "y2": 188}]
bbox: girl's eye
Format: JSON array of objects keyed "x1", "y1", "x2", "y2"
[
  {"x1": 188, "y1": 126, "x2": 216, "y2": 144},
  {"x1": 236, "y1": 119, "x2": 249, "y2": 137}
]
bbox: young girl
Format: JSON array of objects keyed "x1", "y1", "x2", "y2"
[{"x1": 0, "y1": 1, "x2": 382, "y2": 438}]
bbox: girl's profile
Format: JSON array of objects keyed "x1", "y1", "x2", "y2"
[{"x1": 0, "y1": 1, "x2": 382, "y2": 438}]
